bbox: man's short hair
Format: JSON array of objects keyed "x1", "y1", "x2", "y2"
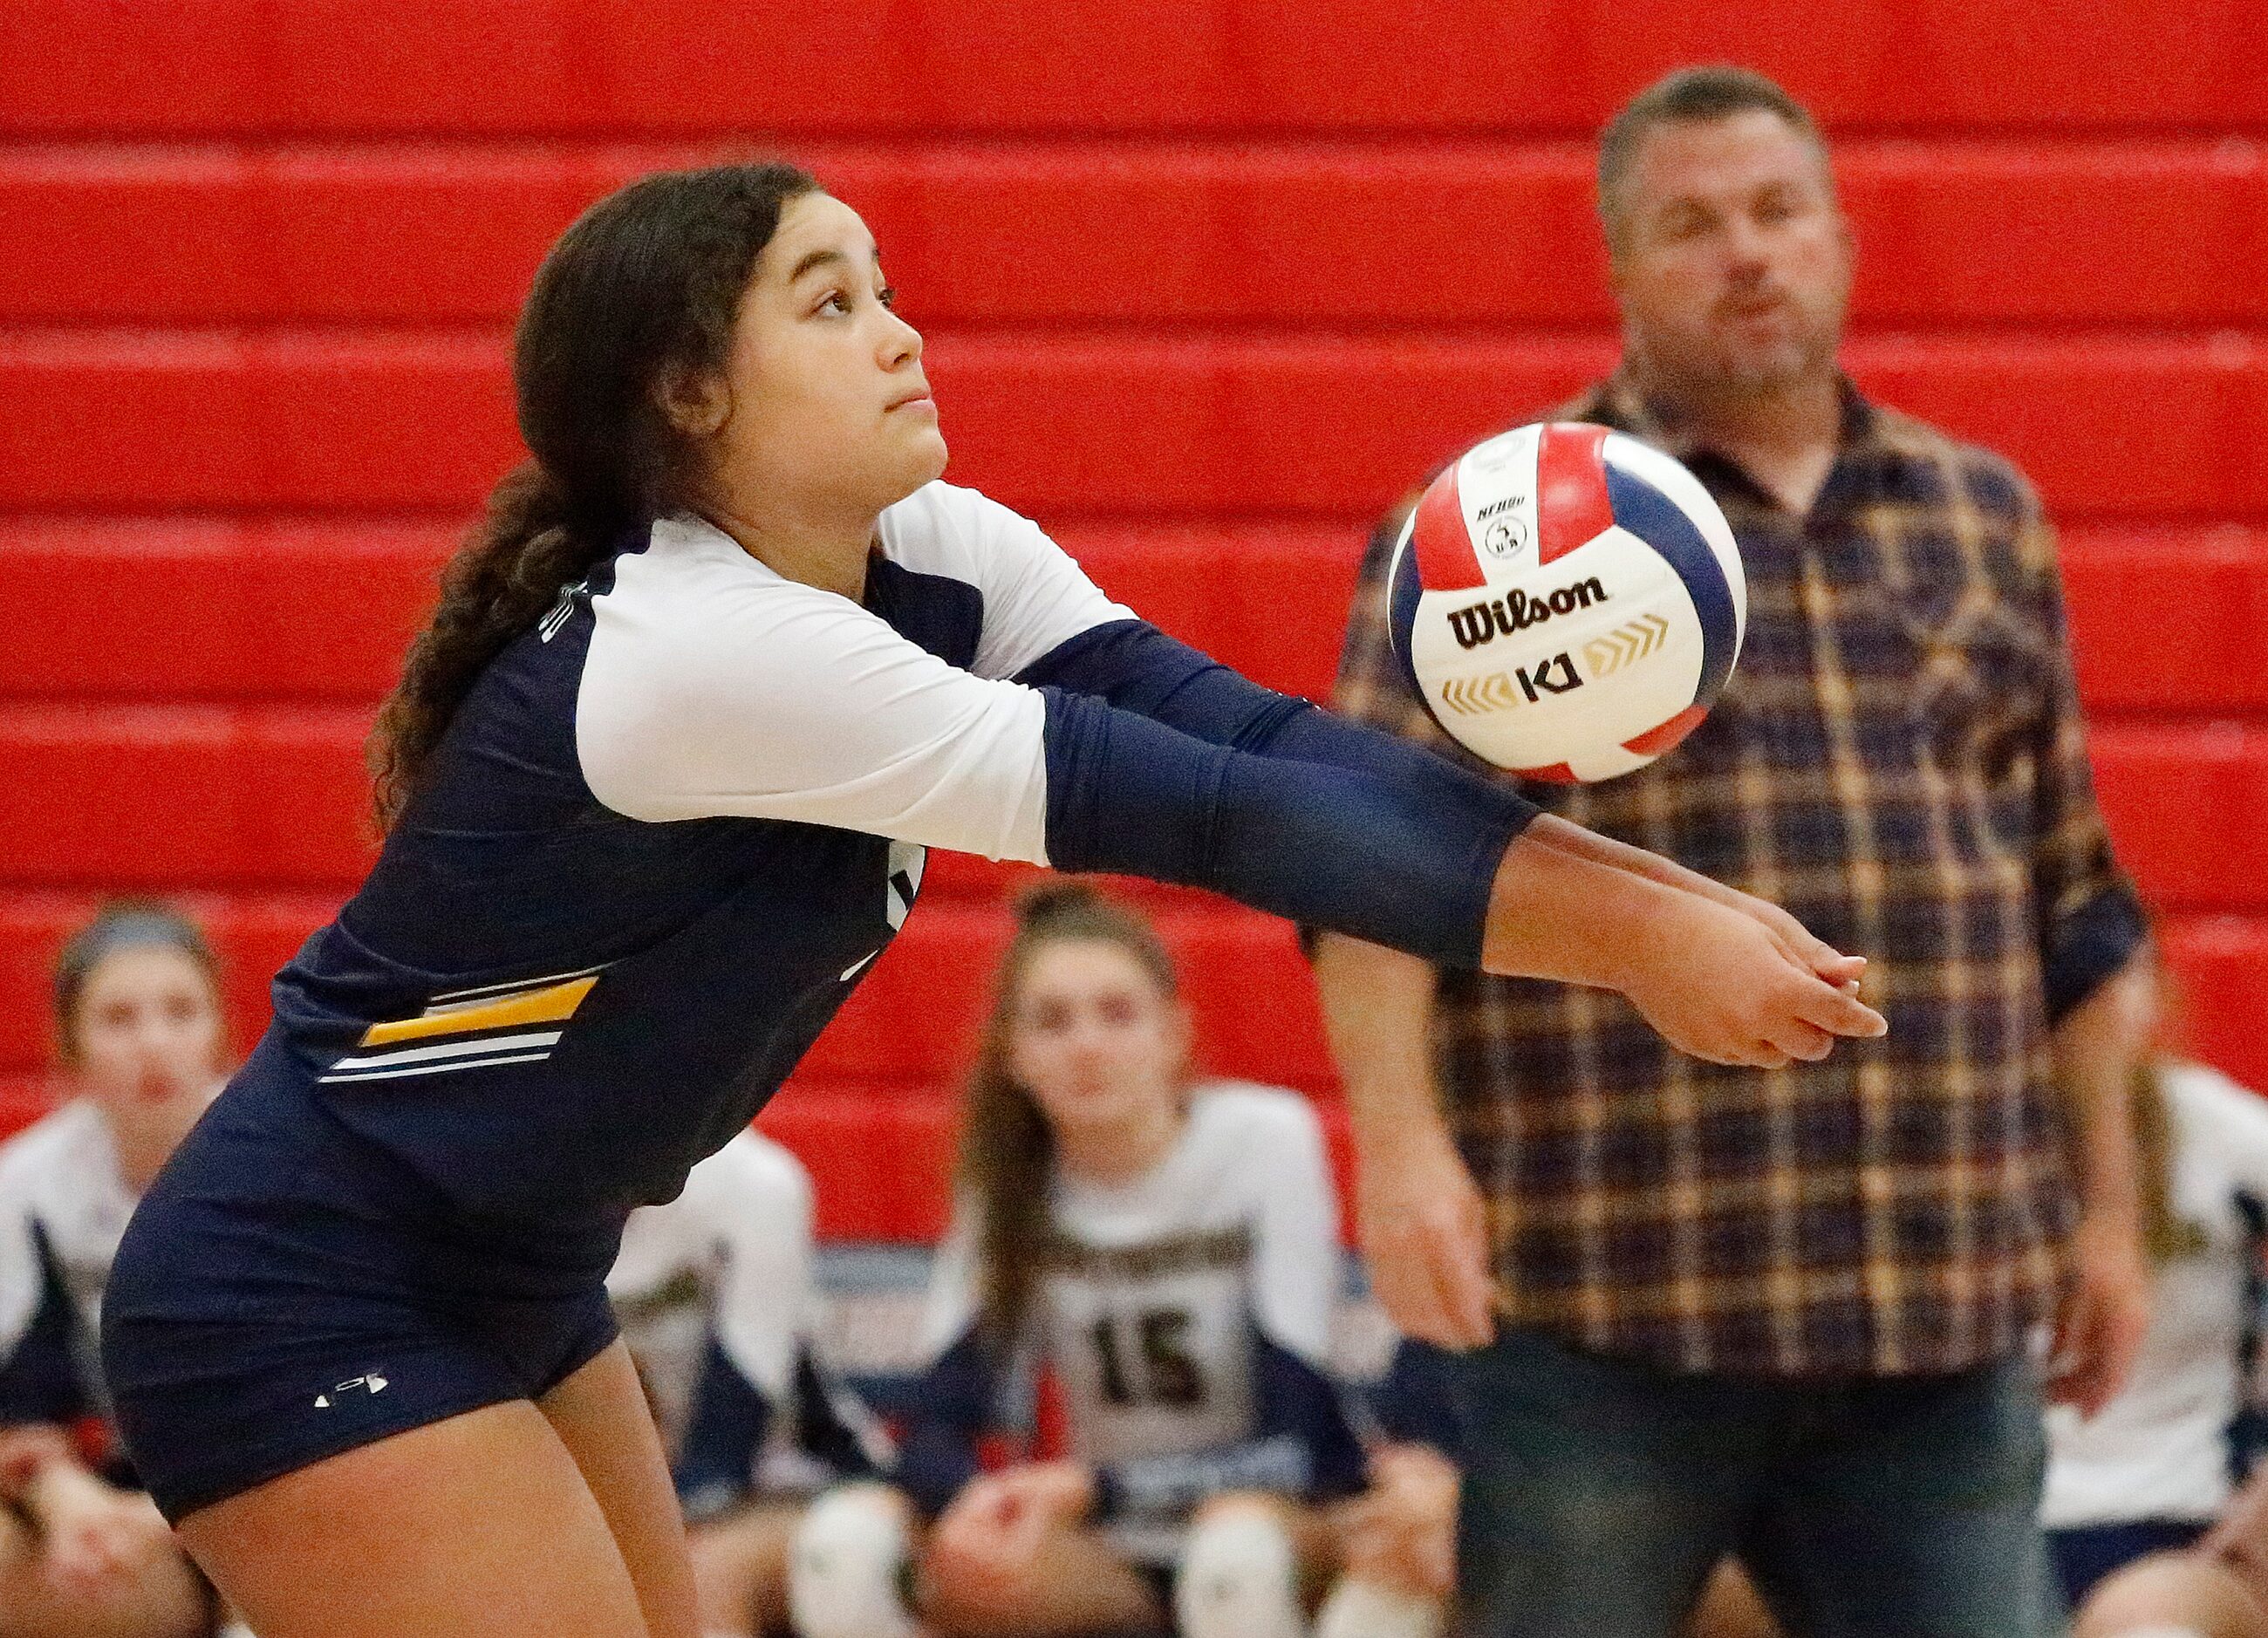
[{"x1": 1597, "y1": 65, "x2": 1831, "y2": 248}]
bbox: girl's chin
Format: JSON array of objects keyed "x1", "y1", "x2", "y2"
[{"x1": 1044, "y1": 1090, "x2": 1168, "y2": 1133}]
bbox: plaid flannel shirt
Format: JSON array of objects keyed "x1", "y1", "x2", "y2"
[{"x1": 1334, "y1": 373, "x2": 2146, "y2": 1377}]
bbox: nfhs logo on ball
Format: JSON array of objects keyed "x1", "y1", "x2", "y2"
[
  {"x1": 1475, "y1": 495, "x2": 1532, "y2": 560},
  {"x1": 1387, "y1": 422, "x2": 1746, "y2": 783}
]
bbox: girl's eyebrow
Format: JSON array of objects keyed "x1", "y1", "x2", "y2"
[{"x1": 788, "y1": 240, "x2": 883, "y2": 283}]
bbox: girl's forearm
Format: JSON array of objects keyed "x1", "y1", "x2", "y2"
[
  {"x1": 1521, "y1": 813, "x2": 1744, "y2": 903},
  {"x1": 1477, "y1": 827, "x2": 1686, "y2": 986}
]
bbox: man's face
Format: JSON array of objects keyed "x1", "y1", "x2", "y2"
[{"x1": 1608, "y1": 108, "x2": 1853, "y2": 399}]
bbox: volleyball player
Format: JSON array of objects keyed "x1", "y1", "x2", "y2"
[
  {"x1": 98, "y1": 161, "x2": 1884, "y2": 1638},
  {"x1": 0, "y1": 905, "x2": 233, "y2": 1638},
  {"x1": 791, "y1": 884, "x2": 1445, "y2": 1638},
  {"x1": 608, "y1": 1127, "x2": 888, "y2": 1635}
]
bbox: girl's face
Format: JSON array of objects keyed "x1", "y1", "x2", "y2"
[
  {"x1": 688, "y1": 190, "x2": 947, "y2": 529},
  {"x1": 68, "y1": 945, "x2": 223, "y2": 1110},
  {"x1": 1006, "y1": 938, "x2": 1186, "y2": 1142}
]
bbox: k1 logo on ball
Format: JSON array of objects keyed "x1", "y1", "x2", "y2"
[
  {"x1": 1387, "y1": 422, "x2": 1745, "y2": 783},
  {"x1": 1439, "y1": 652, "x2": 1586, "y2": 717}
]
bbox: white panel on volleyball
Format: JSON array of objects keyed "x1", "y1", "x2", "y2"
[{"x1": 1400, "y1": 547, "x2": 1694, "y2": 781}]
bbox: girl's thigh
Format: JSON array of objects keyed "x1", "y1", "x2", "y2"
[
  {"x1": 536, "y1": 1341, "x2": 700, "y2": 1638},
  {"x1": 174, "y1": 1397, "x2": 653, "y2": 1638}
]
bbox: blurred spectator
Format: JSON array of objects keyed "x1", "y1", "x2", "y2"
[
  {"x1": 607, "y1": 1127, "x2": 890, "y2": 1636},
  {"x1": 2039, "y1": 950, "x2": 2268, "y2": 1619},
  {"x1": 2070, "y1": 1466, "x2": 2268, "y2": 1637},
  {"x1": 788, "y1": 883, "x2": 1451, "y2": 1638},
  {"x1": 0, "y1": 903, "x2": 231, "y2": 1638},
  {"x1": 1315, "y1": 61, "x2": 2154, "y2": 1638}
]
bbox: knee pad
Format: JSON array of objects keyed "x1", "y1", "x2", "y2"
[
  {"x1": 1174, "y1": 1505, "x2": 1306, "y2": 1638},
  {"x1": 786, "y1": 1484, "x2": 921, "y2": 1638},
  {"x1": 1313, "y1": 1575, "x2": 1444, "y2": 1638}
]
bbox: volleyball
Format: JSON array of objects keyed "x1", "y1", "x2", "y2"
[{"x1": 1386, "y1": 421, "x2": 1747, "y2": 782}]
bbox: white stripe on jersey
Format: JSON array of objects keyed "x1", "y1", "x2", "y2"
[
  {"x1": 324, "y1": 1031, "x2": 565, "y2": 1073},
  {"x1": 318, "y1": 1050, "x2": 555, "y2": 1084}
]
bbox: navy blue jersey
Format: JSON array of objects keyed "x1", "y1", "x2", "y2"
[
  {"x1": 270, "y1": 487, "x2": 1120, "y2": 1217},
  {"x1": 260, "y1": 484, "x2": 1534, "y2": 1222}
]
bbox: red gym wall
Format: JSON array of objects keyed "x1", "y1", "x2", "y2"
[{"x1": 3, "y1": 3, "x2": 2264, "y2": 1239}]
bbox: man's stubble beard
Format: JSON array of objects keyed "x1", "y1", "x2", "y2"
[{"x1": 1630, "y1": 306, "x2": 1844, "y2": 414}]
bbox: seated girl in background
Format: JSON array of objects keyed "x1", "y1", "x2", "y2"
[
  {"x1": 607, "y1": 1127, "x2": 891, "y2": 1637},
  {"x1": 2051, "y1": 953, "x2": 2268, "y2": 1636},
  {"x1": 0, "y1": 904, "x2": 234, "y2": 1638},
  {"x1": 789, "y1": 884, "x2": 1453, "y2": 1638}
]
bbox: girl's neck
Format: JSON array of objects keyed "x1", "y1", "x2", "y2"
[
  {"x1": 704, "y1": 495, "x2": 878, "y2": 604},
  {"x1": 1053, "y1": 1097, "x2": 1186, "y2": 1191}
]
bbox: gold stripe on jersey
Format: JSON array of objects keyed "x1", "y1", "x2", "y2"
[{"x1": 358, "y1": 975, "x2": 599, "y2": 1048}]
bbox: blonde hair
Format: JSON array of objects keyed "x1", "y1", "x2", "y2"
[{"x1": 2135, "y1": 1061, "x2": 2209, "y2": 1264}]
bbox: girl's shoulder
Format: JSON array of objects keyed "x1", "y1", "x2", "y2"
[
  {"x1": 874, "y1": 481, "x2": 1033, "y2": 569},
  {"x1": 0, "y1": 1099, "x2": 113, "y2": 1212},
  {"x1": 2164, "y1": 1059, "x2": 2268, "y2": 1135},
  {"x1": 1184, "y1": 1080, "x2": 1325, "y2": 1155},
  {"x1": 611, "y1": 515, "x2": 826, "y2": 618}
]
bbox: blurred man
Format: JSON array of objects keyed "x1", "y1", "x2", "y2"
[{"x1": 1315, "y1": 65, "x2": 2155, "y2": 1638}]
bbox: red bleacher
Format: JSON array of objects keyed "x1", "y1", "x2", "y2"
[
  {"x1": 10, "y1": 143, "x2": 2267, "y2": 329},
  {"x1": 4, "y1": 1, "x2": 2260, "y2": 136},
  {"x1": 8, "y1": 332, "x2": 2266, "y2": 520},
  {"x1": 7, "y1": 3, "x2": 2268, "y2": 1223}
]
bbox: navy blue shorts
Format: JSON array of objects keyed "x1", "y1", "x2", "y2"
[
  {"x1": 2047, "y1": 1518, "x2": 2211, "y2": 1610},
  {"x1": 100, "y1": 1036, "x2": 627, "y2": 1524}
]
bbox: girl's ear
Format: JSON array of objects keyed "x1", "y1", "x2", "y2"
[{"x1": 654, "y1": 360, "x2": 729, "y2": 439}]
